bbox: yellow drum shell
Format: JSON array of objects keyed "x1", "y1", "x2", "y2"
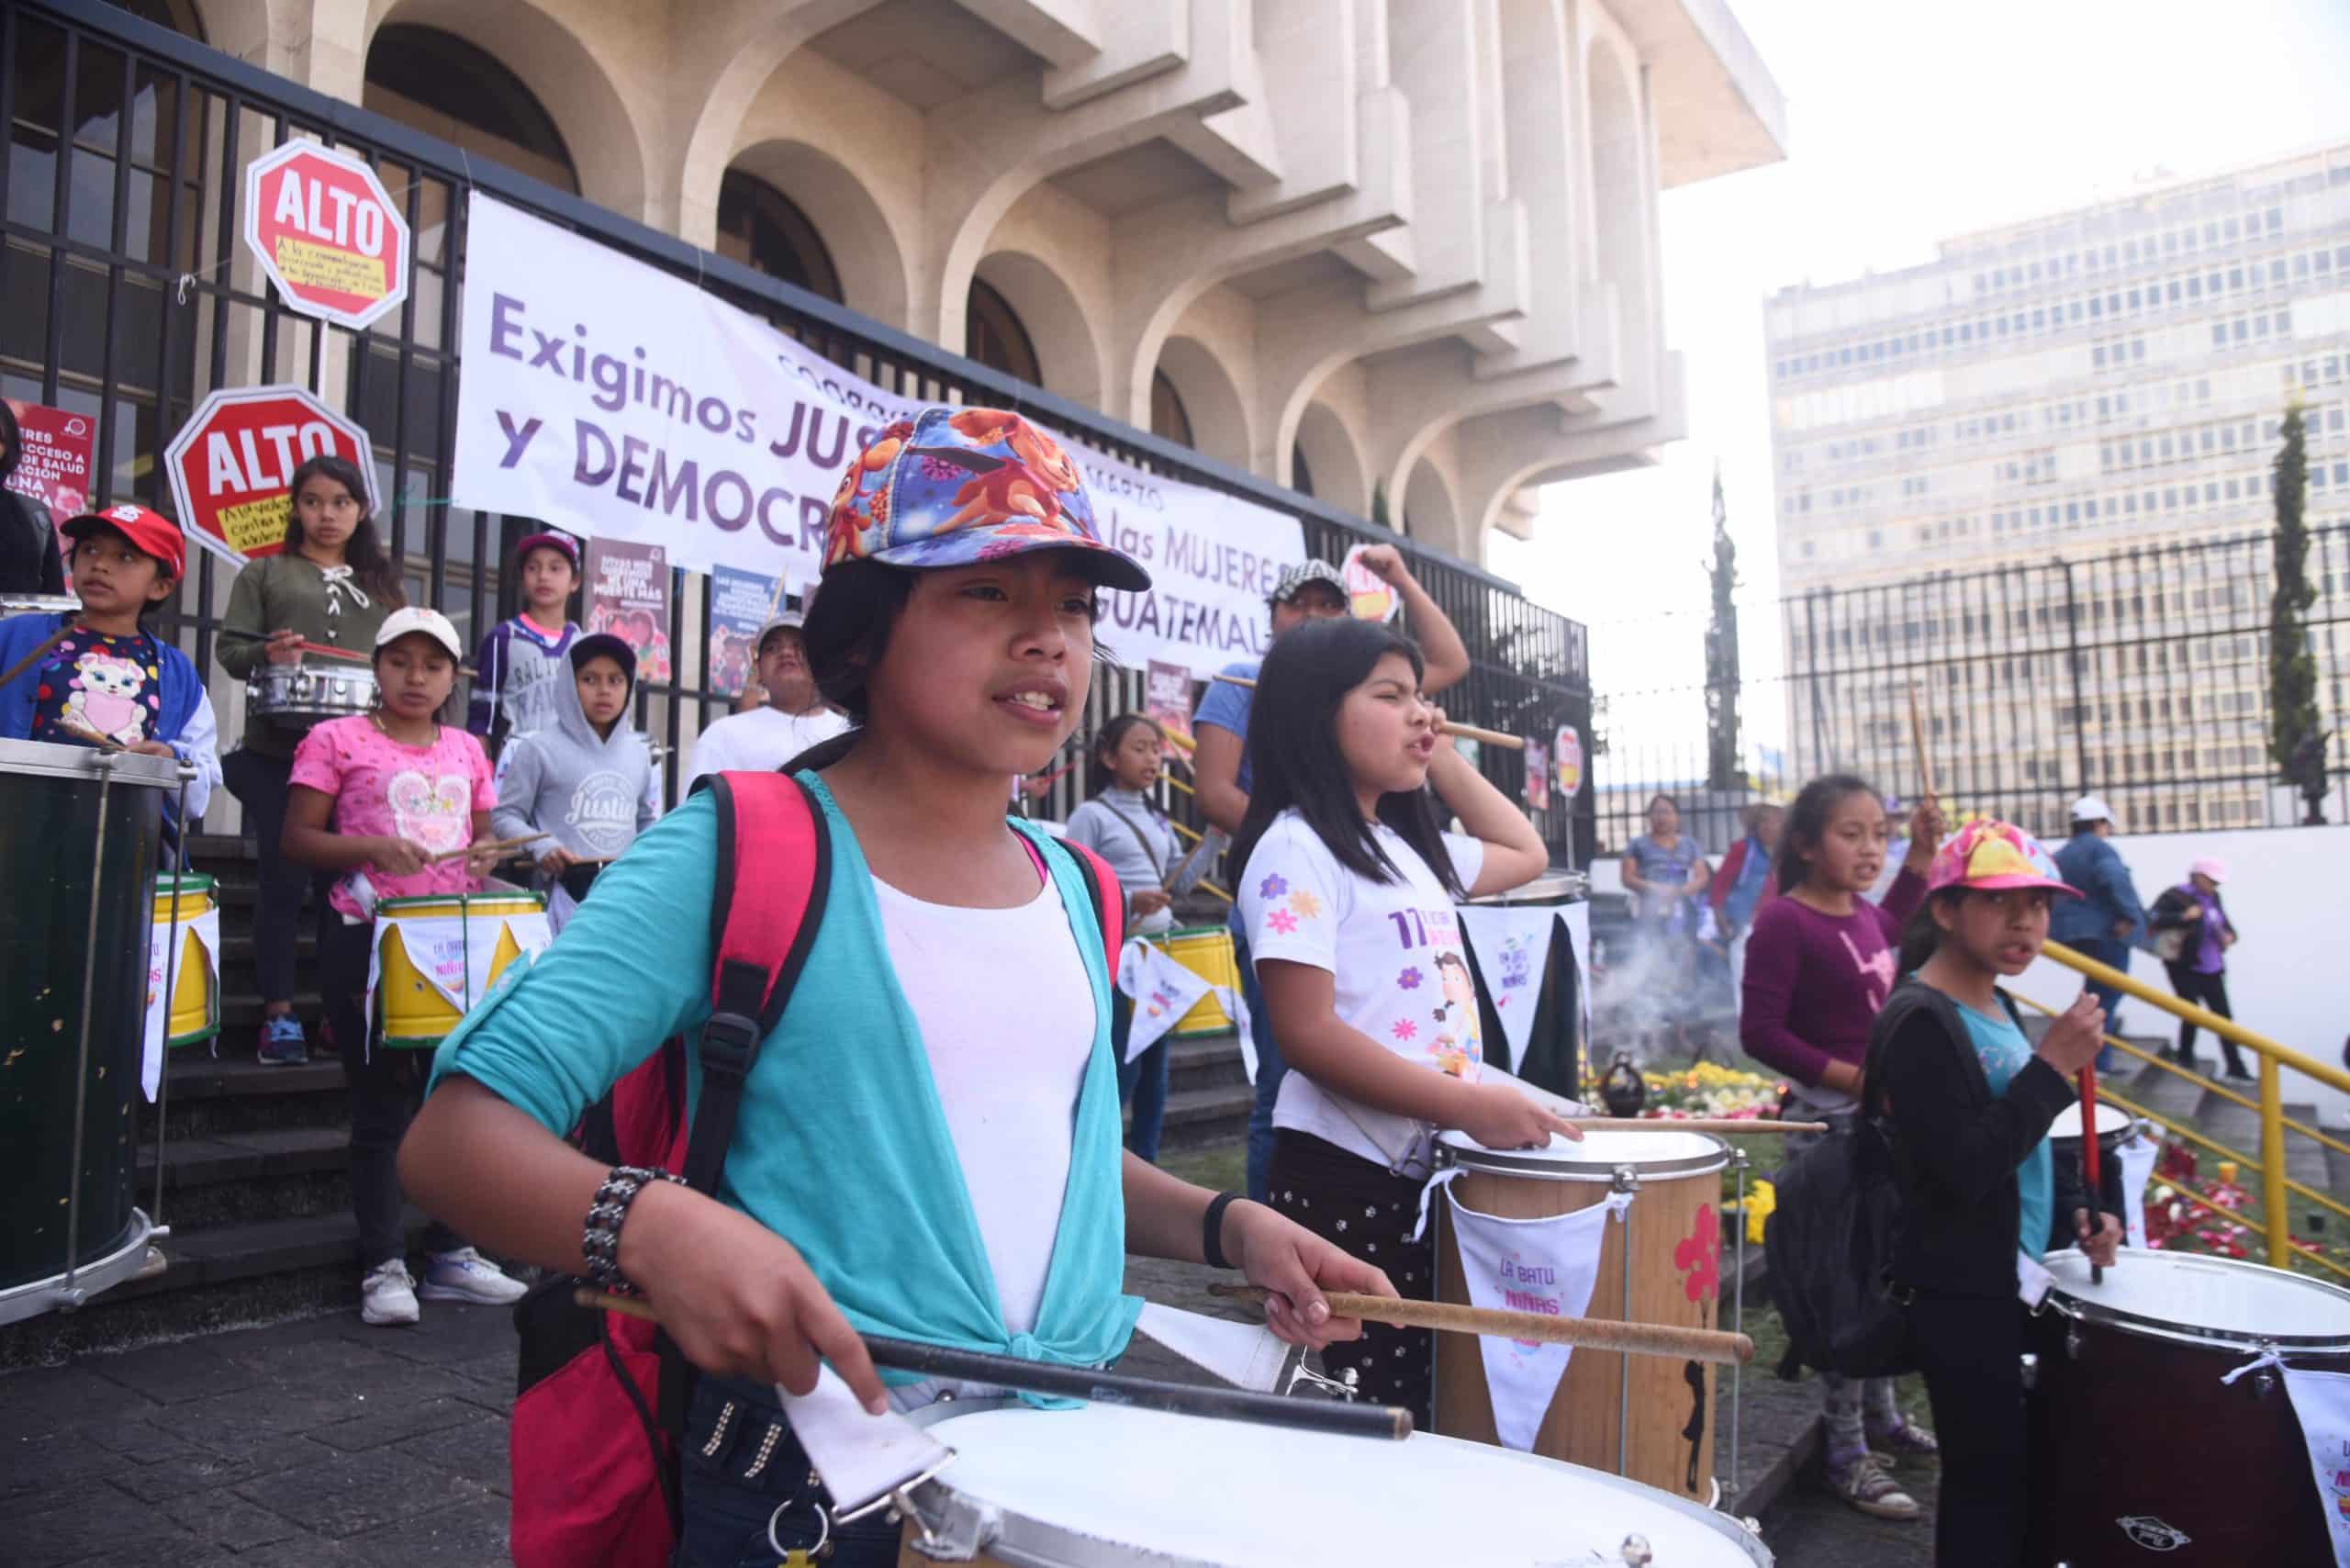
[
  {"x1": 1161, "y1": 924, "x2": 1238, "y2": 1037},
  {"x1": 151, "y1": 873, "x2": 218, "y2": 1047},
  {"x1": 375, "y1": 890, "x2": 545, "y2": 1047}
]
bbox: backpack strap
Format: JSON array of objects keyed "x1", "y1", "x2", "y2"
[
  {"x1": 1045, "y1": 833, "x2": 1125, "y2": 964},
  {"x1": 654, "y1": 769, "x2": 831, "y2": 1434}
]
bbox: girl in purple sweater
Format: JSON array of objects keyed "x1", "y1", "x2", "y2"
[{"x1": 1740, "y1": 772, "x2": 1945, "y2": 1521}]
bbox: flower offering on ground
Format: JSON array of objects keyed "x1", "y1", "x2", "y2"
[{"x1": 1637, "y1": 1059, "x2": 1788, "y2": 1121}]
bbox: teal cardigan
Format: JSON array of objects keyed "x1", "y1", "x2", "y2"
[{"x1": 430, "y1": 772, "x2": 1141, "y2": 1380}]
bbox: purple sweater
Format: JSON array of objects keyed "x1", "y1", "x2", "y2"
[{"x1": 1739, "y1": 868, "x2": 1926, "y2": 1088}]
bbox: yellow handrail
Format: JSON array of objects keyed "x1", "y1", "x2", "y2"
[{"x1": 2042, "y1": 940, "x2": 2350, "y2": 1270}]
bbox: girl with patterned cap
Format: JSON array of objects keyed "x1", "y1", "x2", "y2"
[
  {"x1": 1871, "y1": 818, "x2": 2121, "y2": 1567},
  {"x1": 398, "y1": 407, "x2": 1393, "y2": 1566}
]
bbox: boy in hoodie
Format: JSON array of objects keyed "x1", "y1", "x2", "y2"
[
  {"x1": 468, "y1": 529, "x2": 580, "y2": 761},
  {"x1": 490, "y1": 632, "x2": 660, "y2": 931}
]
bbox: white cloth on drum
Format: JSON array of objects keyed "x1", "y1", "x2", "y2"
[
  {"x1": 2118, "y1": 1133, "x2": 2159, "y2": 1250},
  {"x1": 1438, "y1": 1188, "x2": 1632, "y2": 1450},
  {"x1": 776, "y1": 1365, "x2": 954, "y2": 1516},
  {"x1": 141, "y1": 903, "x2": 219, "y2": 1099},
  {"x1": 1133, "y1": 1303, "x2": 1289, "y2": 1394},
  {"x1": 1456, "y1": 904, "x2": 1561, "y2": 1069},
  {"x1": 2269, "y1": 1364, "x2": 2350, "y2": 1565},
  {"x1": 1117, "y1": 938, "x2": 1209, "y2": 1064},
  {"x1": 361, "y1": 907, "x2": 552, "y2": 1057}
]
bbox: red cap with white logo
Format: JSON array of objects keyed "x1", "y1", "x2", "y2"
[{"x1": 63, "y1": 503, "x2": 186, "y2": 579}]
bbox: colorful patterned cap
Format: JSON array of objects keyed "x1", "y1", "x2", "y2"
[
  {"x1": 1926, "y1": 818, "x2": 2081, "y2": 898},
  {"x1": 822, "y1": 406, "x2": 1150, "y2": 592}
]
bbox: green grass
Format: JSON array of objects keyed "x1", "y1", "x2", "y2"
[{"x1": 1159, "y1": 1141, "x2": 1247, "y2": 1194}]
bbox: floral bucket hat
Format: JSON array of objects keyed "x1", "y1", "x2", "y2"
[
  {"x1": 1926, "y1": 818, "x2": 2080, "y2": 898},
  {"x1": 822, "y1": 406, "x2": 1151, "y2": 591}
]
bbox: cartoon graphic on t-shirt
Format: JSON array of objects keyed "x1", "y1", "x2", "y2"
[
  {"x1": 387, "y1": 769, "x2": 473, "y2": 854},
  {"x1": 1428, "y1": 950, "x2": 1483, "y2": 1077},
  {"x1": 62, "y1": 650, "x2": 153, "y2": 745},
  {"x1": 1837, "y1": 928, "x2": 1898, "y2": 1010}
]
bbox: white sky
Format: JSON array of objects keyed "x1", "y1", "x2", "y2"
[{"x1": 1489, "y1": 0, "x2": 2350, "y2": 768}]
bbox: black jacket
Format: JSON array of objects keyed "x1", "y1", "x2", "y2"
[
  {"x1": 0, "y1": 491, "x2": 64, "y2": 597},
  {"x1": 1868, "y1": 979, "x2": 2103, "y2": 1299}
]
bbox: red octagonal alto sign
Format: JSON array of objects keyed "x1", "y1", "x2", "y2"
[
  {"x1": 164, "y1": 386, "x2": 379, "y2": 566},
  {"x1": 243, "y1": 140, "x2": 410, "y2": 331}
]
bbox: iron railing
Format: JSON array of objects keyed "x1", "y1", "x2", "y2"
[{"x1": 4, "y1": 1, "x2": 1592, "y2": 857}]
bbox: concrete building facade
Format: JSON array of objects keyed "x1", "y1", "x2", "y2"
[
  {"x1": 1762, "y1": 145, "x2": 2350, "y2": 831},
  {"x1": 69, "y1": 0, "x2": 1785, "y2": 568}
]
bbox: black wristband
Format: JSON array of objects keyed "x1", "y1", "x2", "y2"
[{"x1": 1202, "y1": 1191, "x2": 1244, "y2": 1271}]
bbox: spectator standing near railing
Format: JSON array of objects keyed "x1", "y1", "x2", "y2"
[
  {"x1": 2049, "y1": 795, "x2": 2145, "y2": 1074},
  {"x1": 2150, "y1": 858, "x2": 2247, "y2": 1081},
  {"x1": 1708, "y1": 801, "x2": 1783, "y2": 1013}
]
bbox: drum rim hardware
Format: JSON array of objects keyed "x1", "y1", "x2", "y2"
[
  {"x1": 0, "y1": 735, "x2": 182, "y2": 786},
  {"x1": 1464, "y1": 870, "x2": 1590, "y2": 906},
  {"x1": 2036, "y1": 1248, "x2": 2350, "y2": 1354},
  {"x1": 1438, "y1": 1132, "x2": 1730, "y2": 1184}
]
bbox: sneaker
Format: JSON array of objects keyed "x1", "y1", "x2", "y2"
[
  {"x1": 2224, "y1": 1063, "x2": 2255, "y2": 1082},
  {"x1": 361, "y1": 1260, "x2": 420, "y2": 1326},
  {"x1": 419, "y1": 1247, "x2": 528, "y2": 1306},
  {"x1": 257, "y1": 1014, "x2": 308, "y2": 1066},
  {"x1": 1826, "y1": 1452, "x2": 1920, "y2": 1520},
  {"x1": 1865, "y1": 1415, "x2": 1942, "y2": 1461}
]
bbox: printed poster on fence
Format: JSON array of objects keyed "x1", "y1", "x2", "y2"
[
  {"x1": 4, "y1": 399, "x2": 95, "y2": 539},
  {"x1": 1523, "y1": 739, "x2": 1550, "y2": 812},
  {"x1": 709, "y1": 564, "x2": 781, "y2": 698},
  {"x1": 585, "y1": 537, "x2": 671, "y2": 683},
  {"x1": 1146, "y1": 659, "x2": 1195, "y2": 745},
  {"x1": 450, "y1": 195, "x2": 1305, "y2": 678}
]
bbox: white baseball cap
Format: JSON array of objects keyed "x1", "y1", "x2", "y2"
[
  {"x1": 2069, "y1": 794, "x2": 2119, "y2": 828},
  {"x1": 374, "y1": 606, "x2": 464, "y2": 660}
]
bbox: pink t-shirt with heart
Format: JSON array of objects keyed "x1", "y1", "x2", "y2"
[{"x1": 290, "y1": 714, "x2": 498, "y2": 920}]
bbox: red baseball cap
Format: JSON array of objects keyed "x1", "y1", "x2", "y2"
[{"x1": 64, "y1": 503, "x2": 185, "y2": 579}]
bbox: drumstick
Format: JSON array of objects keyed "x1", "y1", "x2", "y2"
[
  {"x1": 427, "y1": 832, "x2": 551, "y2": 865},
  {"x1": 1906, "y1": 678, "x2": 1938, "y2": 803},
  {"x1": 1564, "y1": 1117, "x2": 1831, "y2": 1136},
  {"x1": 0, "y1": 625, "x2": 72, "y2": 690},
  {"x1": 217, "y1": 627, "x2": 375, "y2": 664},
  {"x1": 573, "y1": 1289, "x2": 1410, "y2": 1440},
  {"x1": 1206, "y1": 1285, "x2": 1753, "y2": 1367},
  {"x1": 1209, "y1": 672, "x2": 1527, "y2": 752},
  {"x1": 2079, "y1": 1062, "x2": 2105, "y2": 1284}
]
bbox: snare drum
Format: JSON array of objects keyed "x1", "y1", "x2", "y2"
[
  {"x1": 244, "y1": 661, "x2": 379, "y2": 729},
  {"x1": 893, "y1": 1399, "x2": 1771, "y2": 1566},
  {"x1": 2027, "y1": 1249, "x2": 2350, "y2": 1564},
  {"x1": 1433, "y1": 1127, "x2": 1729, "y2": 1500},
  {"x1": 374, "y1": 888, "x2": 550, "y2": 1047},
  {"x1": 1, "y1": 594, "x2": 81, "y2": 618},
  {"x1": 151, "y1": 872, "x2": 218, "y2": 1048},
  {"x1": 1161, "y1": 924, "x2": 1239, "y2": 1038}
]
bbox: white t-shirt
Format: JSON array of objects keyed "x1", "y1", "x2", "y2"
[
  {"x1": 872, "y1": 872, "x2": 1095, "y2": 1335},
  {"x1": 1237, "y1": 811, "x2": 1485, "y2": 1177},
  {"x1": 685, "y1": 704, "x2": 852, "y2": 788}
]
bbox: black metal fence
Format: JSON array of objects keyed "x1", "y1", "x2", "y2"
[
  {"x1": 4, "y1": 0, "x2": 1592, "y2": 858},
  {"x1": 1587, "y1": 524, "x2": 2350, "y2": 855}
]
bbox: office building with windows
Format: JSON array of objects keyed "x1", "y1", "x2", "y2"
[{"x1": 1759, "y1": 144, "x2": 2350, "y2": 834}]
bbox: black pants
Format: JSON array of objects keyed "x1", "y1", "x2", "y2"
[
  {"x1": 2164, "y1": 963, "x2": 2243, "y2": 1073},
  {"x1": 317, "y1": 912, "x2": 457, "y2": 1269},
  {"x1": 1268, "y1": 1129, "x2": 1432, "y2": 1428},
  {"x1": 674, "y1": 1373, "x2": 901, "y2": 1568},
  {"x1": 1910, "y1": 1292, "x2": 2032, "y2": 1567},
  {"x1": 222, "y1": 746, "x2": 332, "y2": 1008}
]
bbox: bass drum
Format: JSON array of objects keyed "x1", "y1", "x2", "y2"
[
  {"x1": 2027, "y1": 1248, "x2": 2350, "y2": 1564},
  {"x1": 0, "y1": 739, "x2": 173, "y2": 1326}
]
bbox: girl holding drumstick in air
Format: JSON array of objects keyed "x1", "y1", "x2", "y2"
[
  {"x1": 1232, "y1": 614, "x2": 1579, "y2": 1428},
  {"x1": 397, "y1": 409, "x2": 1391, "y2": 1568}
]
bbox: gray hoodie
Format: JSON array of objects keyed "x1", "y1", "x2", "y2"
[{"x1": 491, "y1": 663, "x2": 660, "y2": 867}]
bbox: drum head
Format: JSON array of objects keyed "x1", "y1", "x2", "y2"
[
  {"x1": 1437, "y1": 1126, "x2": 1728, "y2": 1182},
  {"x1": 2048, "y1": 1102, "x2": 2131, "y2": 1141},
  {"x1": 908, "y1": 1402, "x2": 1768, "y2": 1566},
  {"x1": 1465, "y1": 871, "x2": 1586, "y2": 907},
  {"x1": 2043, "y1": 1249, "x2": 2350, "y2": 1352}
]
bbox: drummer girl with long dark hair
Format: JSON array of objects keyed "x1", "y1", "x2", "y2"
[
  {"x1": 395, "y1": 409, "x2": 1393, "y2": 1567},
  {"x1": 1874, "y1": 819, "x2": 2120, "y2": 1566},
  {"x1": 1231, "y1": 615, "x2": 1576, "y2": 1426},
  {"x1": 217, "y1": 454, "x2": 401, "y2": 1065}
]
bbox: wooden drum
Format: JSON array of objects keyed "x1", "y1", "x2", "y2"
[{"x1": 1433, "y1": 1126, "x2": 1730, "y2": 1501}]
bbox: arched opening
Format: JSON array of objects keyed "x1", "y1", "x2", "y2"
[
  {"x1": 1152, "y1": 370, "x2": 1195, "y2": 448},
  {"x1": 1587, "y1": 42, "x2": 1649, "y2": 338},
  {"x1": 364, "y1": 24, "x2": 578, "y2": 194},
  {"x1": 966, "y1": 277, "x2": 1041, "y2": 386},
  {"x1": 101, "y1": 0, "x2": 203, "y2": 38},
  {"x1": 1292, "y1": 400, "x2": 1371, "y2": 515},
  {"x1": 1403, "y1": 458, "x2": 1460, "y2": 550},
  {"x1": 1150, "y1": 336, "x2": 1250, "y2": 470},
  {"x1": 716, "y1": 169, "x2": 842, "y2": 303}
]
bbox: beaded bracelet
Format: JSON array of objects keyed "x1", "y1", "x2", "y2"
[{"x1": 581, "y1": 1165, "x2": 686, "y2": 1292}]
